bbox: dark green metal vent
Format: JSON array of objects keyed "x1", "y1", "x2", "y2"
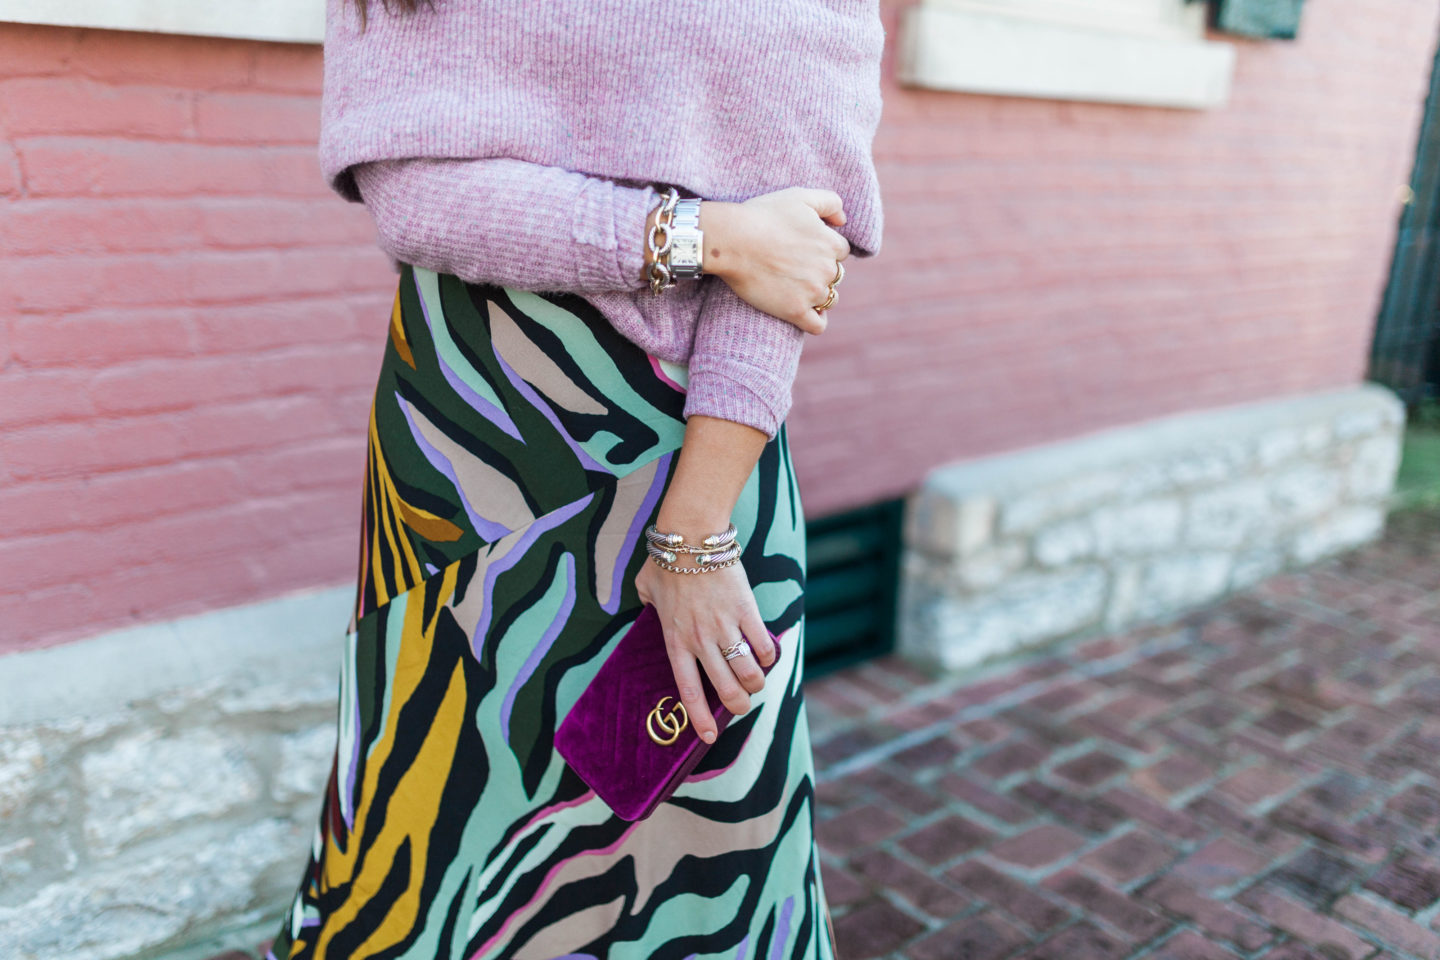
[
  {"x1": 1212, "y1": 0, "x2": 1305, "y2": 39},
  {"x1": 802, "y1": 498, "x2": 904, "y2": 678}
]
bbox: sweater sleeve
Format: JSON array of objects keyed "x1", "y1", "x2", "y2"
[
  {"x1": 350, "y1": 155, "x2": 802, "y2": 439},
  {"x1": 682, "y1": 281, "x2": 805, "y2": 438},
  {"x1": 349, "y1": 157, "x2": 658, "y2": 293}
]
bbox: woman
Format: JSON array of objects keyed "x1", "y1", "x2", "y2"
[{"x1": 267, "y1": 1, "x2": 883, "y2": 957}]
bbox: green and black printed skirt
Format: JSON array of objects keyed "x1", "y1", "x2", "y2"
[{"x1": 266, "y1": 265, "x2": 836, "y2": 960}]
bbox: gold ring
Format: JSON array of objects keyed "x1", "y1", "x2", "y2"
[
  {"x1": 832, "y1": 260, "x2": 845, "y2": 286},
  {"x1": 815, "y1": 286, "x2": 837, "y2": 313},
  {"x1": 721, "y1": 638, "x2": 751, "y2": 662}
]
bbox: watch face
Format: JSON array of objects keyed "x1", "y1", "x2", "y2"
[{"x1": 671, "y1": 236, "x2": 701, "y2": 267}]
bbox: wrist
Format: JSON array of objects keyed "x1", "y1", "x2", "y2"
[
  {"x1": 654, "y1": 504, "x2": 734, "y2": 544},
  {"x1": 697, "y1": 200, "x2": 745, "y2": 280}
]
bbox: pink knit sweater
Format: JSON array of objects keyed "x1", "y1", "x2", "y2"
[{"x1": 321, "y1": 0, "x2": 885, "y2": 437}]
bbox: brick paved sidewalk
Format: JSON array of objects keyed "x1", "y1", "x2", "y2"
[
  {"x1": 806, "y1": 507, "x2": 1440, "y2": 960},
  {"x1": 227, "y1": 508, "x2": 1437, "y2": 960}
]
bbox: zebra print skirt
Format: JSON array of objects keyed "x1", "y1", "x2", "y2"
[{"x1": 266, "y1": 266, "x2": 836, "y2": 960}]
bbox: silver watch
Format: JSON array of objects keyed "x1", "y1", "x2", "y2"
[{"x1": 667, "y1": 198, "x2": 704, "y2": 279}]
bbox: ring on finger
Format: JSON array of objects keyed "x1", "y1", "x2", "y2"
[
  {"x1": 832, "y1": 260, "x2": 845, "y2": 286},
  {"x1": 815, "y1": 286, "x2": 837, "y2": 313},
  {"x1": 720, "y1": 638, "x2": 751, "y2": 662}
]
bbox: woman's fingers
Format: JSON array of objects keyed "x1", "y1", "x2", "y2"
[
  {"x1": 666, "y1": 643, "x2": 718, "y2": 744},
  {"x1": 697, "y1": 640, "x2": 752, "y2": 717},
  {"x1": 742, "y1": 608, "x2": 776, "y2": 669},
  {"x1": 794, "y1": 187, "x2": 845, "y2": 223},
  {"x1": 791, "y1": 305, "x2": 826, "y2": 334},
  {"x1": 718, "y1": 629, "x2": 767, "y2": 695}
]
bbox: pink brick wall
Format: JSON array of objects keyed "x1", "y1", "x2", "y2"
[
  {"x1": 793, "y1": 0, "x2": 1440, "y2": 512},
  {"x1": 2, "y1": 0, "x2": 1436, "y2": 653},
  {"x1": 0, "y1": 25, "x2": 394, "y2": 652}
]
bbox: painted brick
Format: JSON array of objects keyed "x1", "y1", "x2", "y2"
[
  {"x1": 68, "y1": 29, "x2": 256, "y2": 89},
  {"x1": 3, "y1": 0, "x2": 1439, "y2": 650},
  {"x1": 1, "y1": 350, "x2": 101, "y2": 415},
  {"x1": 0, "y1": 199, "x2": 204, "y2": 256},
  {"x1": 195, "y1": 198, "x2": 378, "y2": 249},
  {"x1": 194, "y1": 92, "x2": 321, "y2": 144},
  {"x1": 0, "y1": 141, "x2": 20, "y2": 195},
  {"x1": 0, "y1": 464, "x2": 244, "y2": 539},
  {"x1": 249, "y1": 46, "x2": 324, "y2": 95},
  {"x1": 10, "y1": 308, "x2": 197, "y2": 367},
  {"x1": 0, "y1": 24, "x2": 79, "y2": 77},
  {"x1": 0, "y1": 77, "x2": 193, "y2": 138},
  {"x1": 18, "y1": 139, "x2": 325, "y2": 198}
]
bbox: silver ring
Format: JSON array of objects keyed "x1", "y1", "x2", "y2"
[{"x1": 720, "y1": 638, "x2": 751, "y2": 662}]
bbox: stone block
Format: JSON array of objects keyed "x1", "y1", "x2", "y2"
[
  {"x1": 1185, "y1": 480, "x2": 1272, "y2": 549},
  {"x1": 272, "y1": 725, "x2": 337, "y2": 804},
  {"x1": 1156, "y1": 440, "x2": 1250, "y2": 489},
  {"x1": 1269, "y1": 464, "x2": 1342, "y2": 523},
  {"x1": 905, "y1": 567, "x2": 1108, "y2": 669},
  {"x1": 1346, "y1": 432, "x2": 1403, "y2": 502},
  {"x1": 905, "y1": 488, "x2": 996, "y2": 558},
  {"x1": 1256, "y1": 425, "x2": 1305, "y2": 467},
  {"x1": 215, "y1": 676, "x2": 339, "y2": 716},
  {"x1": 1334, "y1": 403, "x2": 1396, "y2": 440},
  {"x1": 955, "y1": 540, "x2": 1028, "y2": 591},
  {"x1": 82, "y1": 729, "x2": 263, "y2": 858},
  {"x1": 1091, "y1": 499, "x2": 1183, "y2": 556},
  {"x1": 0, "y1": 818, "x2": 297, "y2": 960},
  {"x1": 1229, "y1": 547, "x2": 1287, "y2": 590},
  {"x1": 1118, "y1": 552, "x2": 1232, "y2": 624},
  {"x1": 1300, "y1": 421, "x2": 1332, "y2": 455},
  {"x1": 0, "y1": 837, "x2": 38, "y2": 888},
  {"x1": 997, "y1": 470, "x2": 1125, "y2": 536},
  {"x1": 1291, "y1": 506, "x2": 1385, "y2": 565},
  {"x1": 0, "y1": 734, "x2": 45, "y2": 818},
  {"x1": 1034, "y1": 517, "x2": 1094, "y2": 566}
]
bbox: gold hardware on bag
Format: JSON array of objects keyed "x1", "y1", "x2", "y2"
[{"x1": 646, "y1": 696, "x2": 689, "y2": 746}]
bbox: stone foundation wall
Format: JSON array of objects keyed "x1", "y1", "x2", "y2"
[
  {"x1": 898, "y1": 384, "x2": 1406, "y2": 670},
  {"x1": 0, "y1": 588, "x2": 350, "y2": 960}
]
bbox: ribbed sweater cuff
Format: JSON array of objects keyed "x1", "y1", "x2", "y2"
[
  {"x1": 608, "y1": 182, "x2": 658, "y2": 289},
  {"x1": 682, "y1": 358, "x2": 792, "y2": 439}
]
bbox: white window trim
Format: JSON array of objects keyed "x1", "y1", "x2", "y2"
[
  {"x1": 0, "y1": 0, "x2": 323, "y2": 44},
  {"x1": 899, "y1": 1, "x2": 1236, "y2": 109}
]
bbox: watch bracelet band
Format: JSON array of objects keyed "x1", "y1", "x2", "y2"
[
  {"x1": 646, "y1": 188, "x2": 703, "y2": 294},
  {"x1": 668, "y1": 197, "x2": 703, "y2": 280}
]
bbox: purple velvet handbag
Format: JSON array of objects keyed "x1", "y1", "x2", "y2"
[{"x1": 555, "y1": 602, "x2": 781, "y2": 822}]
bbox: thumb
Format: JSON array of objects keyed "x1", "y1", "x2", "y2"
[{"x1": 797, "y1": 188, "x2": 846, "y2": 224}]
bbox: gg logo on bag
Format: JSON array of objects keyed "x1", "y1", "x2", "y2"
[{"x1": 645, "y1": 696, "x2": 689, "y2": 746}]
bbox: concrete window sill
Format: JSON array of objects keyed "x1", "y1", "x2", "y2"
[
  {"x1": 0, "y1": 0, "x2": 323, "y2": 43},
  {"x1": 899, "y1": 5, "x2": 1237, "y2": 109}
]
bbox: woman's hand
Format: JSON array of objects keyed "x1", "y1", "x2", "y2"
[
  {"x1": 635, "y1": 557, "x2": 777, "y2": 744},
  {"x1": 698, "y1": 188, "x2": 851, "y2": 335}
]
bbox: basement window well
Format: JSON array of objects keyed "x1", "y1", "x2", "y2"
[{"x1": 899, "y1": 0, "x2": 1236, "y2": 109}]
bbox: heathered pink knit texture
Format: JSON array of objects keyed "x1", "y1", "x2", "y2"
[
  {"x1": 320, "y1": 0, "x2": 885, "y2": 437},
  {"x1": 351, "y1": 157, "x2": 800, "y2": 435}
]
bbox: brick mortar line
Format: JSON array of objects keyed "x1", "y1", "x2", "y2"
[{"x1": 816, "y1": 627, "x2": 1195, "y2": 781}]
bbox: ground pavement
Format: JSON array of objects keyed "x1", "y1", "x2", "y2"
[
  {"x1": 223, "y1": 508, "x2": 1437, "y2": 960},
  {"x1": 807, "y1": 507, "x2": 1440, "y2": 959}
]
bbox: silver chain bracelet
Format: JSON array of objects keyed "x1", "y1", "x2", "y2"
[
  {"x1": 645, "y1": 521, "x2": 737, "y2": 552},
  {"x1": 646, "y1": 188, "x2": 680, "y2": 295},
  {"x1": 643, "y1": 522, "x2": 742, "y2": 574}
]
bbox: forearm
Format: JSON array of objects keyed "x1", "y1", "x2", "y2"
[
  {"x1": 351, "y1": 157, "x2": 658, "y2": 293},
  {"x1": 655, "y1": 414, "x2": 768, "y2": 545}
]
